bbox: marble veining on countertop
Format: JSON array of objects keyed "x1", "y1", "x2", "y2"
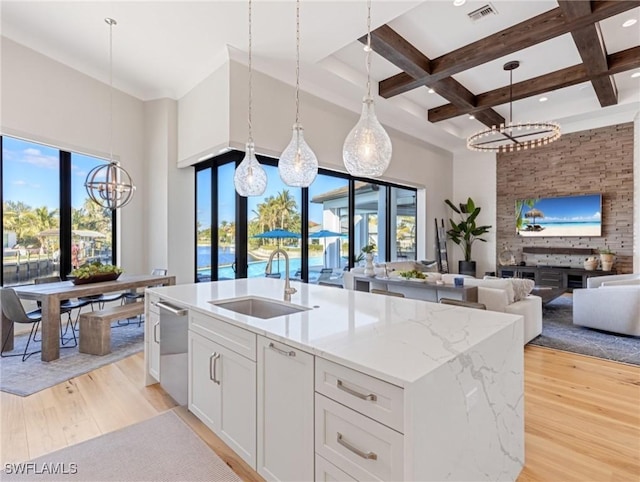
[{"x1": 148, "y1": 278, "x2": 523, "y2": 387}]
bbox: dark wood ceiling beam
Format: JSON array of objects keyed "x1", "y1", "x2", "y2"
[
  {"x1": 428, "y1": 46, "x2": 640, "y2": 122},
  {"x1": 362, "y1": 25, "x2": 505, "y2": 128},
  {"x1": 379, "y1": 1, "x2": 639, "y2": 98},
  {"x1": 558, "y1": 0, "x2": 617, "y2": 107},
  {"x1": 364, "y1": 25, "x2": 431, "y2": 79}
]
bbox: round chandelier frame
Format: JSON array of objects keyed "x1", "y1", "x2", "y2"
[{"x1": 466, "y1": 61, "x2": 561, "y2": 153}]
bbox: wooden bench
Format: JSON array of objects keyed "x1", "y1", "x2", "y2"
[{"x1": 79, "y1": 302, "x2": 145, "y2": 355}]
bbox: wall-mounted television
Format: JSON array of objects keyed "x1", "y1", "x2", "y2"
[{"x1": 516, "y1": 194, "x2": 602, "y2": 237}]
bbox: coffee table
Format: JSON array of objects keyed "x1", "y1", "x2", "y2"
[{"x1": 531, "y1": 286, "x2": 566, "y2": 304}]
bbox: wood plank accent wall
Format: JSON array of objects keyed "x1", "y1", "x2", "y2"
[{"x1": 497, "y1": 123, "x2": 634, "y2": 274}]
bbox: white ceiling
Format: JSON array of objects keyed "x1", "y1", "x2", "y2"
[{"x1": 2, "y1": 0, "x2": 639, "y2": 154}]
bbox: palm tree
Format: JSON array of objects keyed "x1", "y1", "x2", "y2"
[{"x1": 275, "y1": 190, "x2": 297, "y2": 229}]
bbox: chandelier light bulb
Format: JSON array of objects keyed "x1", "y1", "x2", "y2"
[
  {"x1": 343, "y1": 97, "x2": 392, "y2": 178},
  {"x1": 279, "y1": 123, "x2": 318, "y2": 187},
  {"x1": 234, "y1": 141, "x2": 267, "y2": 197}
]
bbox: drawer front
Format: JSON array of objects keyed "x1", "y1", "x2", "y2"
[
  {"x1": 315, "y1": 454, "x2": 357, "y2": 482},
  {"x1": 190, "y1": 311, "x2": 256, "y2": 361},
  {"x1": 316, "y1": 357, "x2": 404, "y2": 433},
  {"x1": 315, "y1": 394, "x2": 404, "y2": 482}
]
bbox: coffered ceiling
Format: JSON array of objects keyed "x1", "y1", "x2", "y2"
[{"x1": 2, "y1": 1, "x2": 639, "y2": 154}]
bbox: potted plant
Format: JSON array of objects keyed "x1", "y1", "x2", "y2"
[
  {"x1": 361, "y1": 244, "x2": 376, "y2": 277},
  {"x1": 444, "y1": 197, "x2": 492, "y2": 277},
  {"x1": 599, "y1": 247, "x2": 615, "y2": 271}
]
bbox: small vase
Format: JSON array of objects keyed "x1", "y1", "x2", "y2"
[{"x1": 364, "y1": 253, "x2": 375, "y2": 277}]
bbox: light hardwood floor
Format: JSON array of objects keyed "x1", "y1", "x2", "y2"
[{"x1": 1, "y1": 346, "x2": 638, "y2": 481}]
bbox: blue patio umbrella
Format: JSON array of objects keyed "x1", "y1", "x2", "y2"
[
  {"x1": 253, "y1": 229, "x2": 301, "y2": 272},
  {"x1": 309, "y1": 230, "x2": 346, "y2": 267}
]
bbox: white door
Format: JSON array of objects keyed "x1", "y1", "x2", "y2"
[
  {"x1": 257, "y1": 336, "x2": 314, "y2": 481},
  {"x1": 188, "y1": 331, "x2": 257, "y2": 468}
]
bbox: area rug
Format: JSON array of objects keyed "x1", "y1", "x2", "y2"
[
  {"x1": 529, "y1": 294, "x2": 640, "y2": 366},
  {"x1": 1, "y1": 410, "x2": 241, "y2": 481},
  {"x1": 0, "y1": 321, "x2": 144, "y2": 397}
]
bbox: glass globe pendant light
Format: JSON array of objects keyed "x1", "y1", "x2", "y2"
[
  {"x1": 278, "y1": 0, "x2": 318, "y2": 187},
  {"x1": 234, "y1": 0, "x2": 267, "y2": 197},
  {"x1": 342, "y1": 0, "x2": 392, "y2": 178},
  {"x1": 85, "y1": 18, "x2": 136, "y2": 210}
]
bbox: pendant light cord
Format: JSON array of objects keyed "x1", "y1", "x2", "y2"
[
  {"x1": 248, "y1": 0, "x2": 253, "y2": 143},
  {"x1": 106, "y1": 18, "x2": 115, "y2": 163},
  {"x1": 509, "y1": 68, "x2": 513, "y2": 126},
  {"x1": 365, "y1": 0, "x2": 372, "y2": 99},
  {"x1": 295, "y1": 0, "x2": 300, "y2": 125}
]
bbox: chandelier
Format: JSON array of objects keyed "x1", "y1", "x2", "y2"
[
  {"x1": 466, "y1": 60, "x2": 561, "y2": 153},
  {"x1": 278, "y1": 0, "x2": 318, "y2": 187},
  {"x1": 342, "y1": 0, "x2": 392, "y2": 177},
  {"x1": 85, "y1": 18, "x2": 136, "y2": 210},
  {"x1": 234, "y1": 0, "x2": 267, "y2": 197}
]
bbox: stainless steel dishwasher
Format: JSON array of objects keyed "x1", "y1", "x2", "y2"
[{"x1": 157, "y1": 300, "x2": 189, "y2": 405}]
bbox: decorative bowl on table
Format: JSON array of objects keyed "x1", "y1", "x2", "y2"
[{"x1": 70, "y1": 272, "x2": 121, "y2": 285}]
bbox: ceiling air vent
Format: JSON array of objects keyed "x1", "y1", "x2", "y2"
[{"x1": 467, "y1": 3, "x2": 498, "y2": 21}]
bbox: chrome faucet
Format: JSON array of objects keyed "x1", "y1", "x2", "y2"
[{"x1": 265, "y1": 248, "x2": 297, "y2": 302}]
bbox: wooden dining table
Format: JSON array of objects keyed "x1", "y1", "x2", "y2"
[{"x1": 1, "y1": 273, "x2": 176, "y2": 362}]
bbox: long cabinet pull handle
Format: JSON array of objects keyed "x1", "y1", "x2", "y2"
[
  {"x1": 268, "y1": 342, "x2": 295, "y2": 357},
  {"x1": 209, "y1": 353, "x2": 221, "y2": 384},
  {"x1": 337, "y1": 380, "x2": 377, "y2": 401},
  {"x1": 336, "y1": 433, "x2": 377, "y2": 460},
  {"x1": 153, "y1": 322, "x2": 160, "y2": 343}
]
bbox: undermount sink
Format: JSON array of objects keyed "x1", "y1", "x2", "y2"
[{"x1": 209, "y1": 296, "x2": 311, "y2": 320}]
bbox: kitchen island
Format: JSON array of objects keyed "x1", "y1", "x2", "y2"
[{"x1": 145, "y1": 278, "x2": 524, "y2": 481}]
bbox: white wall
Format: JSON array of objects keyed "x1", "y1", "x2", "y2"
[
  {"x1": 451, "y1": 151, "x2": 497, "y2": 276},
  {"x1": 1, "y1": 37, "x2": 147, "y2": 274},
  {"x1": 177, "y1": 62, "x2": 230, "y2": 168},
  {"x1": 635, "y1": 113, "x2": 639, "y2": 273}
]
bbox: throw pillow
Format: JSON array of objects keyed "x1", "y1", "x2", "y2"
[{"x1": 510, "y1": 278, "x2": 535, "y2": 301}]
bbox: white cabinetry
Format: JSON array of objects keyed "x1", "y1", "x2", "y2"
[
  {"x1": 257, "y1": 336, "x2": 314, "y2": 481},
  {"x1": 314, "y1": 358, "x2": 404, "y2": 481},
  {"x1": 188, "y1": 315, "x2": 257, "y2": 468},
  {"x1": 145, "y1": 293, "x2": 161, "y2": 384}
]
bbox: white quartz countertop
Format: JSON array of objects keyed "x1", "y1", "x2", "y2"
[{"x1": 149, "y1": 279, "x2": 522, "y2": 387}]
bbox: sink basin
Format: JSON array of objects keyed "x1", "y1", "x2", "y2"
[{"x1": 209, "y1": 296, "x2": 311, "y2": 319}]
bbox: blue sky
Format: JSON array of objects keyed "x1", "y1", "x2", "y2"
[
  {"x1": 197, "y1": 162, "x2": 347, "y2": 230},
  {"x1": 519, "y1": 194, "x2": 601, "y2": 223},
  {"x1": 3, "y1": 136, "x2": 108, "y2": 210}
]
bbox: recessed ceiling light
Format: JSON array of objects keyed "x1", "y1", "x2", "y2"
[
  {"x1": 539, "y1": 97, "x2": 548, "y2": 102},
  {"x1": 632, "y1": 72, "x2": 640, "y2": 78},
  {"x1": 428, "y1": 88, "x2": 435, "y2": 94},
  {"x1": 468, "y1": 114, "x2": 475, "y2": 120},
  {"x1": 453, "y1": 0, "x2": 466, "y2": 6},
  {"x1": 622, "y1": 18, "x2": 637, "y2": 27}
]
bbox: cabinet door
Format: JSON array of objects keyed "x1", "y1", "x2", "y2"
[
  {"x1": 188, "y1": 331, "x2": 257, "y2": 468},
  {"x1": 147, "y1": 308, "x2": 161, "y2": 382},
  {"x1": 257, "y1": 337, "x2": 314, "y2": 482},
  {"x1": 188, "y1": 331, "x2": 221, "y2": 432}
]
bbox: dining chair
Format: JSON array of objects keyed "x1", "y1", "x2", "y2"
[
  {"x1": 119, "y1": 268, "x2": 168, "y2": 326},
  {"x1": 34, "y1": 276, "x2": 87, "y2": 346},
  {"x1": 1, "y1": 288, "x2": 43, "y2": 361}
]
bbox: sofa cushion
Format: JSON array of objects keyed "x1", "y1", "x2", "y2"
[
  {"x1": 457, "y1": 277, "x2": 516, "y2": 304},
  {"x1": 600, "y1": 279, "x2": 640, "y2": 287}
]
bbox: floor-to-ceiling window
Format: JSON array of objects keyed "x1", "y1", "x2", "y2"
[
  {"x1": 308, "y1": 174, "x2": 349, "y2": 283},
  {"x1": 247, "y1": 164, "x2": 302, "y2": 279},
  {"x1": 1, "y1": 135, "x2": 116, "y2": 287},
  {"x1": 194, "y1": 150, "x2": 418, "y2": 284}
]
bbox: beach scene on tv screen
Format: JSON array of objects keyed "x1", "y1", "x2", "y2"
[{"x1": 516, "y1": 194, "x2": 602, "y2": 237}]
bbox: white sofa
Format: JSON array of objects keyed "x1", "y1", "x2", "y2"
[
  {"x1": 440, "y1": 274, "x2": 542, "y2": 344},
  {"x1": 573, "y1": 274, "x2": 640, "y2": 336},
  {"x1": 343, "y1": 266, "x2": 542, "y2": 344}
]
